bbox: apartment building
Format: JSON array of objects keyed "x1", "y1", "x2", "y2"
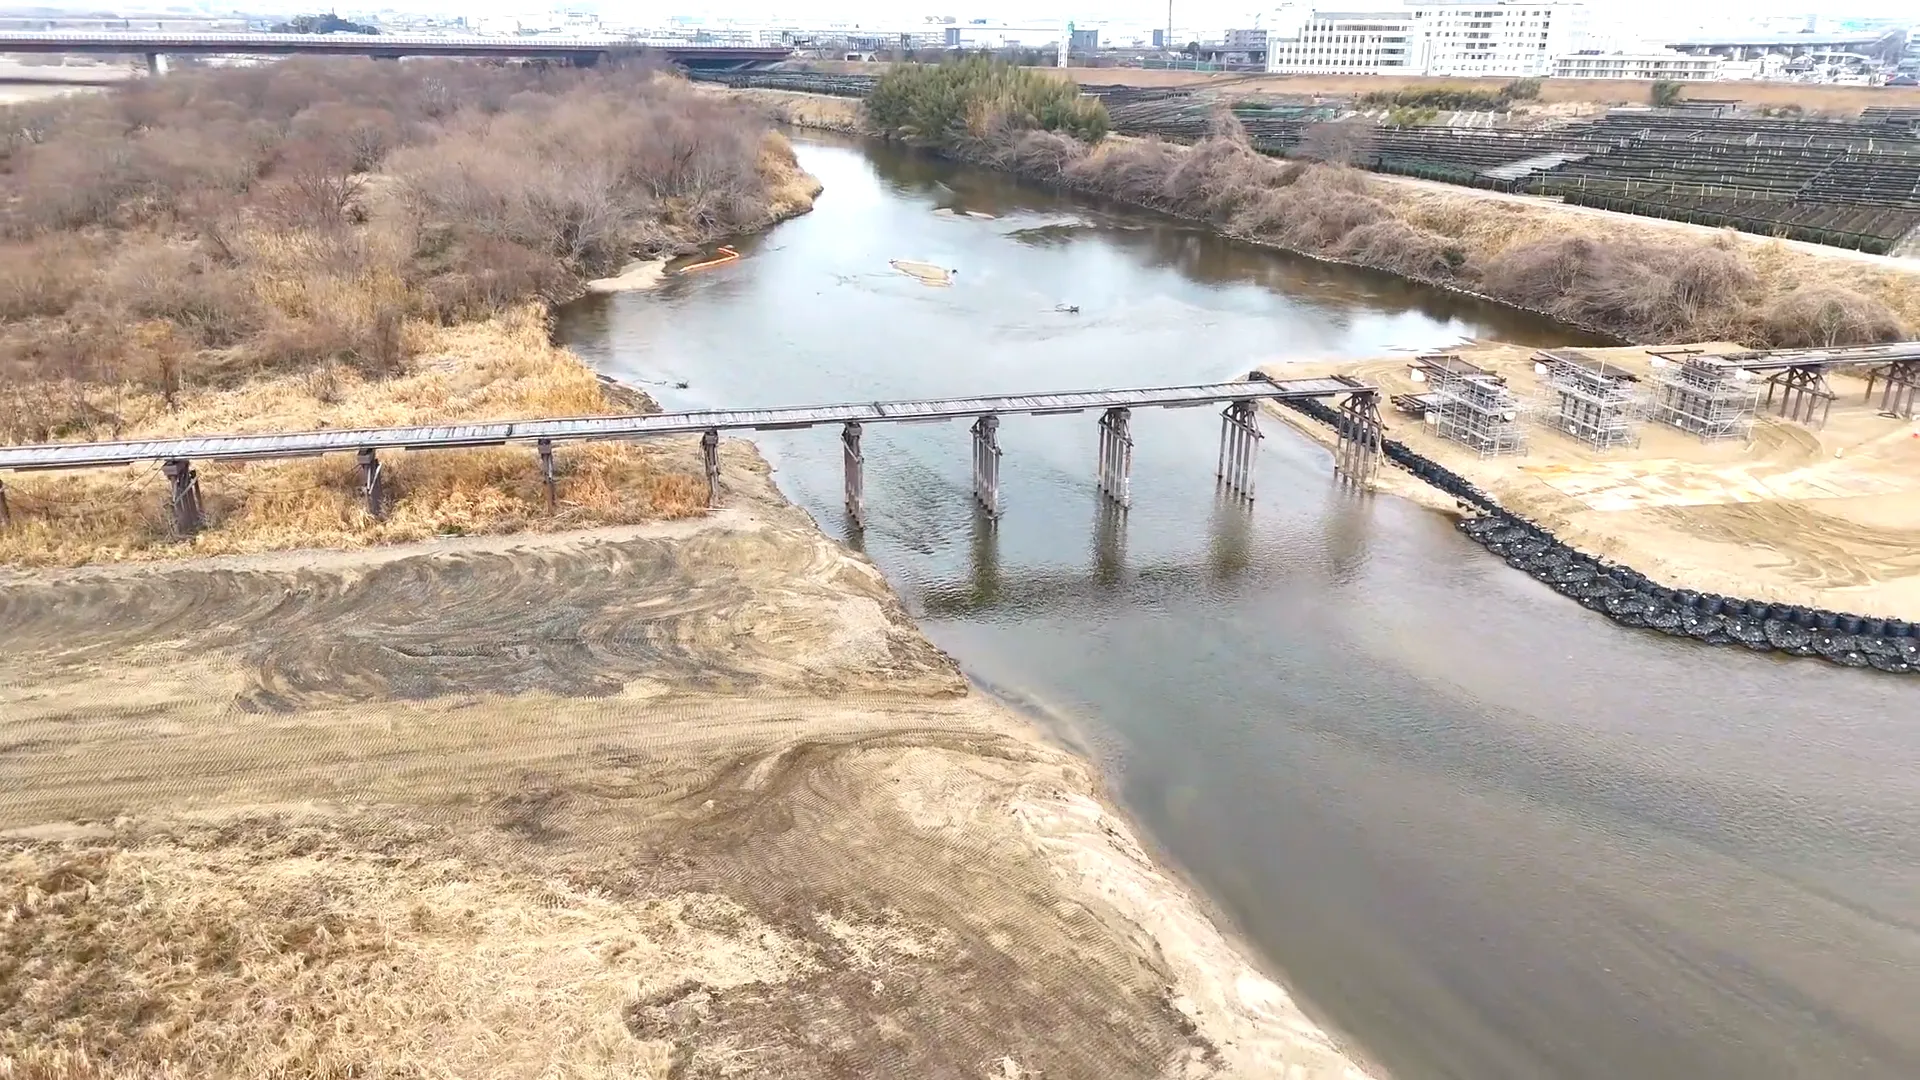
[
  {"x1": 1552, "y1": 51, "x2": 1724, "y2": 80},
  {"x1": 1266, "y1": 1, "x2": 1589, "y2": 78},
  {"x1": 1417, "y1": 3, "x2": 1588, "y2": 76},
  {"x1": 1266, "y1": 10, "x2": 1418, "y2": 75}
]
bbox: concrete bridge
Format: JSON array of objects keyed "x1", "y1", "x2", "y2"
[
  {"x1": 0, "y1": 31, "x2": 793, "y2": 74},
  {"x1": 0, "y1": 376, "x2": 1385, "y2": 536}
]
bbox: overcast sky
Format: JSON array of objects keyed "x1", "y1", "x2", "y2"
[{"x1": 602, "y1": 0, "x2": 1918, "y2": 25}]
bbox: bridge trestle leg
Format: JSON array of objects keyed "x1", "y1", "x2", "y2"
[
  {"x1": 1867, "y1": 360, "x2": 1918, "y2": 418},
  {"x1": 1216, "y1": 399, "x2": 1261, "y2": 499},
  {"x1": 1096, "y1": 406, "x2": 1133, "y2": 507},
  {"x1": 1767, "y1": 366, "x2": 1836, "y2": 428},
  {"x1": 1335, "y1": 390, "x2": 1384, "y2": 483},
  {"x1": 971, "y1": 415, "x2": 1002, "y2": 519},
  {"x1": 842, "y1": 421, "x2": 865, "y2": 527},
  {"x1": 356, "y1": 448, "x2": 386, "y2": 519},
  {"x1": 701, "y1": 428, "x2": 722, "y2": 508},
  {"x1": 537, "y1": 438, "x2": 557, "y2": 514},
  {"x1": 161, "y1": 458, "x2": 202, "y2": 538}
]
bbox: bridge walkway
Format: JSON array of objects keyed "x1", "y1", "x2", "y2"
[{"x1": 0, "y1": 377, "x2": 1386, "y2": 536}]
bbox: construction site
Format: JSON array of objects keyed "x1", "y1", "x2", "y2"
[{"x1": 1276, "y1": 341, "x2": 1920, "y2": 623}]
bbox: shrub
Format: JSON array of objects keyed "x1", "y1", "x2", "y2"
[
  {"x1": 1650, "y1": 81, "x2": 1684, "y2": 108},
  {"x1": 1503, "y1": 78, "x2": 1543, "y2": 101},
  {"x1": 1338, "y1": 219, "x2": 1463, "y2": 278},
  {"x1": 866, "y1": 57, "x2": 1108, "y2": 149},
  {"x1": 1761, "y1": 286, "x2": 1908, "y2": 347},
  {"x1": 1295, "y1": 119, "x2": 1377, "y2": 163},
  {"x1": 1356, "y1": 87, "x2": 1511, "y2": 112},
  {"x1": 1480, "y1": 233, "x2": 1762, "y2": 341},
  {"x1": 1, "y1": 60, "x2": 792, "y2": 444},
  {"x1": 0, "y1": 238, "x2": 94, "y2": 321}
]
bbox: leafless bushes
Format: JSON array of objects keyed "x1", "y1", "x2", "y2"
[
  {"x1": 975, "y1": 120, "x2": 1910, "y2": 347},
  {"x1": 1293, "y1": 120, "x2": 1376, "y2": 166},
  {"x1": 1041, "y1": 131, "x2": 1302, "y2": 227},
  {"x1": 1479, "y1": 235, "x2": 1763, "y2": 341},
  {"x1": 389, "y1": 89, "x2": 767, "y2": 280},
  {"x1": 0, "y1": 60, "x2": 789, "y2": 445},
  {"x1": 1761, "y1": 285, "x2": 1909, "y2": 347}
]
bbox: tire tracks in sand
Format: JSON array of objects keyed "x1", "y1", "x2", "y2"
[{"x1": 0, "y1": 503, "x2": 1377, "y2": 1080}]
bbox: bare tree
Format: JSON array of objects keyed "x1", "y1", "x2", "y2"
[
  {"x1": 1294, "y1": 120, "x2": 1376, "y2": 166},
  {"x1": 270, "y1": 142, "x2": 368, "y2": 227}
]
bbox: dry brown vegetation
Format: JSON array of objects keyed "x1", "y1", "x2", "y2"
[
  {"x1": 810, "y1": 60, "x2": 1920, "y2": 115},
  {"x1": 0, "y1": 59, "x2": 816, "y2": 565},
  {"x1": 754, "y1": 79, "x2": 1916, "y2": 345},
  {"x1": 955, "y1": 117, "x2": 1917, "y2": 346}
]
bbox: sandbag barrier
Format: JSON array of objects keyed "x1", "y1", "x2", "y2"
[{"x1": 1275, "y1": 398, "x2": 1919, "y2": 675}]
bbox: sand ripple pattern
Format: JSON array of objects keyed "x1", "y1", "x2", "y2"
[{"x1": 0, "y1": 524, "x2": 960, "y2": 710}]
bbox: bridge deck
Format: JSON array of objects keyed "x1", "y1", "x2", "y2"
[
  {"x1": 1653, "y1": 342, "x2": 1920, "y2": 372},
  {"x1": 0, "y1": 31, "x2": 791, "y2": 61},
  {"x1": 0, "y1": 377, "x2": 1370, "y2": 473}
]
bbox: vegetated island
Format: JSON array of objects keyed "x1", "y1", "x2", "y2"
[{"x1": 0, "y1": 61, "x2": 1380, "y2": 1079}]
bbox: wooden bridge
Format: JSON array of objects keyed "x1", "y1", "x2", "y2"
[{"x1": 0, "y1": 375, "x2": 1384, "y2": 534}]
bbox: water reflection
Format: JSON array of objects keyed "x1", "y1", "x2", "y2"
[
  {"x1": 1092, "y1": 499, "x2": 1127, "y2": 587},
  {"x1": 556, "y1": 134, "x2": 1920, "y2": 1080}
]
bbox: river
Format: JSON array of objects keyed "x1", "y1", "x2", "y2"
[{"x1": 556, "y1": 134, "x2": 1920, "y2": 1080}]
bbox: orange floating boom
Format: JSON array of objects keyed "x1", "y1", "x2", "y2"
[{"x1": 679, "y1": 245, "x2": 740, "y2": 273}]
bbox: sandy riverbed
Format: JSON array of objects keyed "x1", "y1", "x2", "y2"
[
  {"x1": 1262, "y1": 342, "x2": 1920, "y2": 621},
  {"x1": 0, "y1": 447, "x2": 1377, "y2": 1080}
]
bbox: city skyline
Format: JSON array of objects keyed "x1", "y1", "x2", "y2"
[{"x1": 9, "y1": 0, "x2": 1919, "y2": 30}]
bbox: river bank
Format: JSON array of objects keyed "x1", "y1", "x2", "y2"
[
  {"x1": 0, "y1": 450, "x2": 1381, "y2": 1080},
  {"x1": 729, "y1": 87, "x2": 1920, "y2": 347},
  {"x1": 0, "y1": 128, "x2": 820, "y2": 568},
  {"x1": 1, "y1": 113, "x2": 1385, "y2": 1076},
  {"x1": 1260, "y1": 342, "x2": 1920, "y2": 624},
  {"x1": 557, "y1": 133, "x2": 1920, "y2": 1080}
]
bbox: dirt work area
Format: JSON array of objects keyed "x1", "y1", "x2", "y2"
[
  {"x1": 0, "y1": 461, "x2": 1375, "y2": 1080},
  {"x1": 1261, "y1": 343, "x2": 1920, "y2": 622}
]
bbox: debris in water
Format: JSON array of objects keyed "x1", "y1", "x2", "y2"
[
  {"x1": 890, "y1": 259, "x2": 956, "y2": 287},
  {"x1": 679, "y1": 246, "x2": 740, "y2": 274}
]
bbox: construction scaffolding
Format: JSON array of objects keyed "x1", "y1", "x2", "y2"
[
  {"x1": 1648, "y1": 353, "x2": 1760, "y2": 440},
  {"x1": 1414, "y1": 355, "x2": 1527, "y2": 457},
  {"x1": 1537, "y1": 349, "x2": 1643, "y2": 450}
]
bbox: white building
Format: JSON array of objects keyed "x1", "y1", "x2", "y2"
[
  {"x1": 1265, "y1": 10, "x2": 1418, "y2": 74},
  {"x1": 1266, "y1": 1, "x2": 1589, "y2": 78},
  {"x1": 1552, "y1": 51, "x2": 1724, "y2": 80},
  {"x1": 1414, "y1": 3, "x2": 1588, "y2": 77}
]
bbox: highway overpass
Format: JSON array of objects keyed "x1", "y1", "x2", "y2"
[{"x1": 0, "y1": 31, "x2": 792, "y2": 71}]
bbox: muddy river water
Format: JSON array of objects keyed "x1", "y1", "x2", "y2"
[{"x1": 557, "y1": 135, "x2": 1920, "y2": 1080}]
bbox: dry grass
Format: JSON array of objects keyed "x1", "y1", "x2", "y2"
[
  {"x1": 799, "y1": 61, "x2": 1920, "y2": 113},
  {"x1": 950, "y1": 119, "x2": 1920, "y2": 346},
  {"x1": 727, "y1": 87, "x2": 868, "y2": 134},
  {"x1": 1, "y1": 63, "x2": 819, "y2": 568},
  {"x1": 0, "y1": 309, "x2": 710, "y2": 567},
  {"x1": 0, "y1": 820, "x2": 817, "y2": 1080}
]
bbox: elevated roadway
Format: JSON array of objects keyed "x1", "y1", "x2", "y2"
[{"x1": 0, "y1": 31, "x2": 792, "y2": 70}]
